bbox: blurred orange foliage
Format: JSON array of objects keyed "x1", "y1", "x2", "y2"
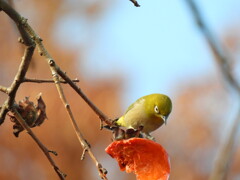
[{"x1": 0, "y1": 1, "x2": 239, "y2": 180}]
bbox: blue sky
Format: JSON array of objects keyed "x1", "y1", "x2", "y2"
[{"x1": 54, "y1": 0, "x2": 240, "y2": 108}]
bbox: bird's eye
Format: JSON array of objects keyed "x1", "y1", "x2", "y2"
[{"x1": 154, "y1": 105, "x2": 159, "y2": 113}]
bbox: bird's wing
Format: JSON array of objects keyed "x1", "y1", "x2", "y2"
[{"x1": 124, "y1": 97, "x2": 144, "y2": 114}]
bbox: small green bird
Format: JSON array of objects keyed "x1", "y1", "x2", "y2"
[{"x1": 116, "y1": 94, "x2": 172, "y2": 136}]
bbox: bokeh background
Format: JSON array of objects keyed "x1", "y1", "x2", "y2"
[{"x1": 0, "y1": 0, "x2": 240, "y2": 179}]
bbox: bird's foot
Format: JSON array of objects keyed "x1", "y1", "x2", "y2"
[{"x1": 142, "y1": 133, "x2": 156, "y2": 141}]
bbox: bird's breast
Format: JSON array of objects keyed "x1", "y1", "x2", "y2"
[{"x1": 122, "y1": 102, "x2": 163, "y2": 133}]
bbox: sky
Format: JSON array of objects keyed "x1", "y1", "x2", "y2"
[{"x1": 54, "y1": 0, "x2": 240, "y2": 109}]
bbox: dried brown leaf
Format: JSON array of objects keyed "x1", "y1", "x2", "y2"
[
  {"x1": 9, "y1": 93, "x2": 47, "y2": 137},
  {"x1": 35, "y1": 93, "x2": 47, "y2": 126}
]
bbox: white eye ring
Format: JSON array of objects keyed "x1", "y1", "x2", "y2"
[{"x1": 154, "y1": 105, "x2": 159, "y2": 113}]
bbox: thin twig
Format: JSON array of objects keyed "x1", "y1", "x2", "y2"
[
  {"x1": 53, "y1": 77, "x2": 108, "y2": 179},
  {"x1": 209, "y1": 110, "x2": 240, "y2": 180},
  {"x1": 129, "y1": 0, "x2": 140, "y2": 7},
  {"x1": 48, "y1": 61, "x2": 109, "y2": 179},
  {"x1": 0, "y1": 1, "x2": 33, "y2": 46},
  {"x1": 0, "y1": 85, "x2": 9, "y2": 94},
  {"x1": 24, "y1": 19, "x2": 113, "y2": 126},
  {"x1": 0, "y1": 38, "x2": 35, "y2": 124},
  {"x1": 185, "y1": 0, "x2": 240, "y2": 92},
  {"x1": 11, "y1": 106, "x2": 66, "y2": 180},
  {"x1": 13, "y1": 7, "x2": 112, "y2": 125},
  {"x1": 0, "y1": 0, "x2": 35, "y2": 125},
  {"x1": 8, "y1": 45, "x2": 35, "y2": 105},
  {"x1": 0, "y1": 101, "x2": 8, "y2": 124},
  {"x1": 184, "y1": 0, "x2": 240, "y2": 180},
  {"x1": 57, "y1": 69, "x2": 113, "y2": 127},
  {"x1": 1, "y1": 0, "x2": 111, "y2": 178},
  {"x1": 14, "y1": 12, "x2": 110, "y2": 178},
  {"x1": 0, "y1": 1, "x2": 66, "y2": 179},
  {"x1": 0, "y1": 86, "x2": 9, "y2": 122},
  {"x1": 23, "y1": 78, "x2": 79, "y2": 83}
]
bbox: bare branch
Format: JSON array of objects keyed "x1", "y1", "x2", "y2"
[
  {"x1": 7, "y1": 0, "x2": 112, "y2": 126},
  {"x1": 184, "y1": 0, "x2": 240, "y2": 180},
  {"x1": 0, "y1": 40, "x2": 35, "y2": 124},
  {"x1": 0, "y1": 45, "x2": 34, "y2": 124},
  {"x1": 23, "y1": 20, "x2": 113, "y2": 126},
  {"x1": 0, "y1": 85, "x2": 9, "y2": 94},
  {"x1": 11, "y1": 106, "x2": 66, "y2": 180},
  {"x1": 58, "y1": 91, "x2": 108, "y2": 179},
  {"x1": 57, "y1": 68, "x2": 113, "y2": 127},
  {"x1": 8, "y1": 45, "x2": 35, "y2": 104},
  {"x1": 0, "y1": 101, "x2": 9, "y2": 124},
  {"x1": 0, "y1": 1, "x2": 67, "y2": 179},
  {"x1": 185, "y1": 0, "x2": 240, "y2": 92},
  {"x1": 23, "y1": 78, "x2": 79, "y2": 83},
  {"x1": 0, "y1": 0, "x2": 36, "y2": 125},
  {"x1": 0, "y1": 1, "x2": 33, "y2": 46},
  {"x1": 209, "y1": 110, "x2": 240, "y2": 180},
  {"x1": 7, "y1": 8, "x2": 111, "y2": 178},
  {"x1": 1, "y1": 1, "x2": 112, "y2": 179},
  {"x1": 129, "y1": 0, "x2": 140, "y2": 7},
  {"x1": 48, "y1": 62, "x2": 109, "y2": 179},
  {"x1": 46, "y1": 62, "x2": 109, "y2": 179}
]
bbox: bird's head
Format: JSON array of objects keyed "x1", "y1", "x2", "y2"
[{"x1": 145, "y1": 94, "x2": 172, "y2": 125}]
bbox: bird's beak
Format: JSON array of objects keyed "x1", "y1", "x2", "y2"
[{"x1": 160, "y1": 115, "x2": 169, "y2": 125}]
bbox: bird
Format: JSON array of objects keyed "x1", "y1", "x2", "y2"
[{"x1": 115, "y1": 93, "x2": 172, "y2": 138}]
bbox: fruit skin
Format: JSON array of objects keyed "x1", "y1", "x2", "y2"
[{"x1": 105, "y1": 138, "x2": 170, "y2": 180}]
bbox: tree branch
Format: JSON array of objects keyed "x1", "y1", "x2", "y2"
[
  {"x1": 11, "y1": 106, "x2": 66, "y2": 180},
  {"x1": 184, "y1": 1, "x2": 240, "y2": 180},
  {"x1": 36, "y1": 36, "x2": 109, "y2": 180},
  {"x1": 0, "y1": 1, "x2": 66, "y2": 179},
  {"x1": 8, "y1": 45, "x2": 35, "y2": 105},
  {"x1": 4, "y1": 4, "x2": 111, "y2": 178},
  {"x1": 0, "y1": 0, "x2": 36, "y2": 125},
  {"x1": 56, "y1": 68, "x2": 113, "y2": 127},
  {"x1": 0, "y1": 85, "x2": 9, "y2": 94},
  {"x1": 185, "y1": 0, "x2": 240, "y2": 92},
  {"x1": 23, "y1": 78, "x2": 79, "y2": 83},
  {"x1": 0, "y1": 101, "x2": 9, "y2": 124},
  {"x1": 52, "y1": 78, "x2": 108, "y2": 179},
  {"x1": 0, "y1": 39, "x2": 35, "y2": 124},
  {"x1": 0, "y1": 0, "x2": 115, "y2": 178},
  {"x1": 0, "y1": 1, "x2": 33, "y2": 46},
  {"x1": 23, "y1": 21, "x2": 113, "y2": 127},
  {"x1": 129, "y1": 0, "x2": 140, "y2": 7}
]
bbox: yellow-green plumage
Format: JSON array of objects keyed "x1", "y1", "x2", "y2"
[{"x1": 116, "y1": 94, "x2": 172, "y2": 134}]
